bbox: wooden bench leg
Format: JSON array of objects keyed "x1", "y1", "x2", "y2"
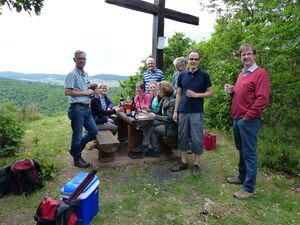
[
  {"x1": 159, "y1": 137, "x2": 173, "y2": 155},
  {"x1": 98, "y1": 148, "x2": 114, "y2": 163}
]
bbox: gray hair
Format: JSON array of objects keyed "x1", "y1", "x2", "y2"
[
  {"x1": 74, "y1": 50, "x2": 85, "y2": 58},
  {"x1": 173, "y1": 57, "x2": 187, "y2": 67},
  {"x1": 239, "y1": 44, "x2": 256, "y2": 56}
]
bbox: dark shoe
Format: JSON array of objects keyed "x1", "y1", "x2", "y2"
[
  {"x1": 192, "y1": 164, "x2": 201, "y2": 176},
  {"x1": 145, "y1": 148, "x2": 160, "y2": 158},
  {"x1": 233, "y1": 191, "x2": 255, "y2": 200},
  {"x1": 227, "y1": 177, "x2": 243, "y2": 185},
  {"x1": 132, "y1": 144, "x2": 147, "y2": 153},
  {"x1": 130, "y1": 151, "x2": 144, "y2": 159},
  {"x1": 171, "y1": 161, "x2": 188, "y2": 172},
  {"x1": 74, "y1": 159, "x2": 90, "y2": 168}
]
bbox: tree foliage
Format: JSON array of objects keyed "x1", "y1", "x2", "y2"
[{"x1": 0, "y1": 0, "x2": 44, "y2": 15}]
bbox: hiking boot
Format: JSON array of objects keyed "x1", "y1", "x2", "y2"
[
  {"x1": 171, "y1": 161, "x2": 188, "y2": 172},
  {"x1": 192, "y1": 164, "x2": 201, "y2": 176},
  {"x1": 74, "y1": 159, "x2": 90, "y2": 168},
  {"x1": 227, "y1": 177, "x2": 243, "y2": 185},
  {"x1": 233, "y1": 191, "x2": 255, "y2": 200},
  {"x1": 145, "y1": 148, "x2": 160, "y2": 158}
]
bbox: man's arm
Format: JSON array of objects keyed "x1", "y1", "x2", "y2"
[
  {"x1": 172, "y1": 87, "x2": 182, "y2": 122},
  {"x1": 186, "y1": 86, "x2": 213, "y2": 98}
]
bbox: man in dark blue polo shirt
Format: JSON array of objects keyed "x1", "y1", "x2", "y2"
[
  {"x1": 64, "y1": 50, "x2": 98, "y2": 168},
  {"x1": 172, "y1": 50, "x2": 213, "y2": 176}
]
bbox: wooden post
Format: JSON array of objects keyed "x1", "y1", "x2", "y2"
[{"x1": 105, "y1": 0, "x2": 199, "y2": 69}]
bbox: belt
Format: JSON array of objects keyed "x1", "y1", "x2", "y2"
[{"x1": 70, "y1": 103, "x2": 90, "y2": 108}]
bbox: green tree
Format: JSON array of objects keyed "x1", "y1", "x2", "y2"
[{"x1": 0, "y1": 0, "x2": 44, "y2": 15}]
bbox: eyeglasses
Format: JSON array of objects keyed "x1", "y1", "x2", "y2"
[
  {"x1": 241, "y1": 53, "x2": 255, "y2": 57},
  {"x1": 188, "y1": 58, "x2": 200, "y2": 61}
]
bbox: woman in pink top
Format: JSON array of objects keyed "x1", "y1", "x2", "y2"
[{"x1": 134, "y1": 82, "x2": 152, "y2": 112}]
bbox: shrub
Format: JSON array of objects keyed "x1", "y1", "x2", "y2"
[
  {"x1": 259, "y1": 126, "x2": 300, "y2": 175},
  {"x1": 21, "y1": 104, "x2": 42, "y2": 121},
  {"x1": 0, "y1": 103, "x2": 25, "y2": 156}
]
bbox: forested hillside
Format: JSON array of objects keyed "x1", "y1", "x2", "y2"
[{"x1": 0, "y1": 78, "x2": 123, "y2": 116}]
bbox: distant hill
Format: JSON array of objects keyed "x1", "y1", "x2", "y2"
[
  {"x1": 0, "y1": 71, "x2": 130, "y2": 87},
  {"x1": 0, "y1": 78, "x2": 124, "y2": 116}
]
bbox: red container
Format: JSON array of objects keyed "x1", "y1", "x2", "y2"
[
  {"x1": 204, "y1": 132, "x2": 217, "y2": 151},
  {"x1": 125, "y1": 102, "x2": 132, "y2": 112}
]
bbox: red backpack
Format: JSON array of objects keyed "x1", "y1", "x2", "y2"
[
  {"x1": 11, "y1": 158, "x2": 43, "y2": 195},
  {"x1": 34, "y1": 197, "x2": 82, "y2": 225}
]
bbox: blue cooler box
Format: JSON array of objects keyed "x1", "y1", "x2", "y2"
[{"x1": 60, "y1": 172, "x2": 100, "y2": 225}]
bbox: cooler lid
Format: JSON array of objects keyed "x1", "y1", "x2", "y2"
[{"x1": 63, "y1": 172, "x2": 99, "y2": 193}]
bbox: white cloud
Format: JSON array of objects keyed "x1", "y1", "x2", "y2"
[{"x1": 0, "y1": 0, "x2": 216, "y2": 76}]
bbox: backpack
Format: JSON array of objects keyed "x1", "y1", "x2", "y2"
[
  {"x1": 34, "y1": 197, "x2": 82, "y2": 225},
  {"x1": 11, "y1": 158, "x2": 43, "y2": 195},
  {"x1": 0, "y1": 165, "x2": 13, "y2": 198}
]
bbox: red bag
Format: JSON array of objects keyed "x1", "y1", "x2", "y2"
[{"x1": 204, "y1": 132, "x2": 217, "y2": 151}]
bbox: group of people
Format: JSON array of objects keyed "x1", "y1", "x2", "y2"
[{"x1": 64, "y1": 43, "x2": 270, "y2": 200}]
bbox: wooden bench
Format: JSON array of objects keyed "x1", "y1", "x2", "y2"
[{"x1": 96, "y1": 130, "x2": 120, "y2": 163}]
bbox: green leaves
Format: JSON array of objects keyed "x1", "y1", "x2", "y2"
[{"x1": 0, "y1": 0, "x2": 44, "y2": 15}]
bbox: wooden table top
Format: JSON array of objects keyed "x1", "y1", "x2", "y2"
[{"x1": 117, "y1": 112, "x2": 154, "y2": 130}]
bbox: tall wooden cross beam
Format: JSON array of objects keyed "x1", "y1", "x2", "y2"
[{"x1": 105, "y1": 0, "x2": 199, "y2": 69}]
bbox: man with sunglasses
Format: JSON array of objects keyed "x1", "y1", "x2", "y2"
[
  {"x1": 172, "y1": 50, "x2": 213, "y2": 176},
  {"x1": 224, "y1": 44, "x2": 270, "y2": 199}
]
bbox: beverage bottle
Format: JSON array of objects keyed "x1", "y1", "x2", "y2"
[{"x1": 119, "y1": 94, "x2": 125, "y2": 107}]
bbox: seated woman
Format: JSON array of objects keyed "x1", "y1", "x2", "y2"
[
  {"x1": 132, "y1": 81, "x2": 177, "y2": 157},
  {"x1": 149, "y1": 80, "x2": 161, "y2": 113},
  {"x1": 90, "y1": 83, "x2": 119, "y2": 135},
  {"x1": 98, "y1": 83, "x2": 118, "y2": 124},
  {"x1": 134, "y1": 82, "x2": 152, "y2": 112}
]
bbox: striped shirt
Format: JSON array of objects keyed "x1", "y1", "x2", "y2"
[{"x1": 142, "y1": 68, "x2": 165, "y2": 93}]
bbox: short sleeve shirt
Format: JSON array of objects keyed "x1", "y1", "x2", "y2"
[
  {"x1": 178, "y1": 68, "x2": 212, "y2": 113},
  {"x1": 64, "y1": 67, "x2": 91, "y2": 104}
]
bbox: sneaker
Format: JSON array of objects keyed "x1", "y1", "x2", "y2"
[
  {"x1": 192, "y1": 164, "x2": 201, "y2": 176},
  {"x1": 74, "y1": 159, "x2": 90, "y2": 168},
  {"x1": 187, "y1": 150, "x2": 193, "y2": 154},
  {"x1": 233, "y1": 191, "x2": 255, "y2": 200},
  {"x1": 227, "y1": 177, "x2": 243, "y2": 185},
  {"x1": 171, "y1": 161, "x2": 188, "y2": 172}
]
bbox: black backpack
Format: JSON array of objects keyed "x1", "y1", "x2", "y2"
[
  {"x1": 11, "y1": 158, "x2": 44, "y2": 195},
  {"x1": 0, "y1": 165, "x2": 13, "y2": 198}
]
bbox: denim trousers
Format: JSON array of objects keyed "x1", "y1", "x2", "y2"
[
  {"x1": 233, "y1": 118, "x2": 260, "y2": 193},
  {"x1": 68, "y1": 106, "x2": 98, "y2": 161}
]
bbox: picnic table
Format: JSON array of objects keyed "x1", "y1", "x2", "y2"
[{"x1": 117, "y1": 112, "x2": 154, "y2": 157}]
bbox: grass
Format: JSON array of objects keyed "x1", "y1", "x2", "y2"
[{"x1": 0, "y1": 115, "x2": 299, "y2": 225}]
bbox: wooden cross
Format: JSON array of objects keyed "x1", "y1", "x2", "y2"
[{"x1": 105, "y1": 0, "x2": 199, "y2": 69}]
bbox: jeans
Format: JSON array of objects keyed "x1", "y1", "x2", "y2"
[
  {"x1": 233, "y1": 118, "x2": 260, "y2": 193},
  {"x1": 68, "y1": 106, "x2": 98, "y2": 161}
]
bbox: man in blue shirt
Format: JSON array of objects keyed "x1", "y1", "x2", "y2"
[
  {"x1": 142, "y1": 57, "x2": 165, "y2": 93},
  {"x1": 172, "y1": 50, "x2": 213, "y2": 176},
  {"x1": 64, "y1": 50, "x2": 98, "y2": 168}
]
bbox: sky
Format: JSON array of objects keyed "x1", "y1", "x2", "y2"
[{"x1": 0, "y1": 0, "x2": 216, "y2": 76}]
